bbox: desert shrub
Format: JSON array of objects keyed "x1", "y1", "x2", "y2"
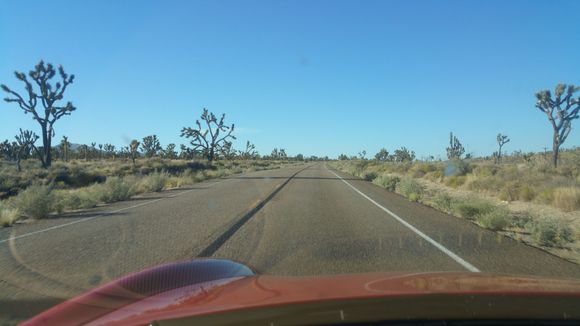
[
  {"x1": 472, "y1": 164, "x2": 497, "y2": 178},
  {"x1": 15, "y1": 184, "x2": 55, "y2": 219},
  {"x1": 452, "y1": 198, "x2": 495, "y2": 220},
  {"x1": 137, "y1": 171, "x2": 170, "y2": 193},
  {"x1": 397, "y1": 177, "x2": 424, "y2": 199},
  {"x1": 363, "y1": 171, "x2": 378, "y2": 182},
  {"x1": 498, "y1": 182, "x2": 521, "y2": 202},
  {"x1": 372, "y1": 175, "x2": 400, "y2": 191},
  {"x1": 57, "y1": 189, "x2": 99, "y2": 210},
  {"x1": 425, "y1": 170, "x2": 444, "y2": 181},
  {"x1": 432, "y1": 193, "x2": 455, "y2": 212},
  {"x1": 528, "y1": 219, "x2": 575, "y2": 246},
  {"x1": 510, "y1": 212, "x2": 533, "y2": 229},
  {"x1": 408, "y1": 193, "x2": 421, "y2": 202},
  {"x1": 519, "y1": 185, "x2": 536, "y2": 202},
  {"x1": 164, "y1": 176, "x2": 182, "y2": 189},
  {"x1": 536, "y1": 189, "x2": 555, "y2": 205},
  {"x1": 444, "y1": 175, "x2": 466, "y2": 188},
  {"x1": 477, "y1": 207, "x2": 510, "y2": 230},
  {"x1": 0, "y1": 202, "x2": 20, "y2": 227},
  {"x1": 466, "y1": 176, "x2": 501, "y2": 192},
  {"x1": 552, "y1": 187, "x2": 580, "y2": 212},
  {"x1": 94, "y1": 177, "x2": 136, "y2": 203}
]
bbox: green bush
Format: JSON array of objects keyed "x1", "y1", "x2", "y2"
[
  {"x1": 528, "y1": 219, "x2": 574, "y2": 246},
  {"x1": 432, "y1": 193, "x2": 455, "y2": 212},
  {"x1": 57, "y1": 189, "x2": 99, "y2": 210},
  {"x1": 452, "y1": 198, "x2": 495, "y2": 220},
  {"x1": 536, "y1": 189, "x2": 555, "y2": 205},
  {"x1": 138, "y1": 171, "x2": 169, "y2": 193},
  {"x1": 408, "y1": 192, "x2": 421, "y2": 202},
  {"x1": 94, "y1": 177, "x2": 136, "y2": 203},
  {"x1": 372, "y1": 175, "x2": 400, "y2": 191},
  {"x1": 510, "y1": 212, "x2": 533, "y2": 229},
  {"x1": 477, "y1": 208, "x2": 510, "y2": 230},
  {"x1": 397, "y1": 177, "x2": 424, "y2": 198},
  {"x1": 15, "y1": 184, "x2": 55, "y2": 219}
]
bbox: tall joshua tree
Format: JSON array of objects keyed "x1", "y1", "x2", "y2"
[
  {"x1": 129, "y1": 140, "x2": 140, "y2": 168},
  {"x1": 495, "y1": 133, "x2": 510, "y2": 164},
  {"x1": 446, "y1": 132, "x2": 465, "y2": 160},
  {"x1": 181, "y1": 108, "x2": 235, "y2": 161},
  {"x1": 535, "y1": 84, "x2": 580, "y2": 167},
  {"x1": 1, "y1": 60, "x2": 76, "y2": 167},
  {"x1": 60, "y1": 136, "x2": 70, "y2": 162}
]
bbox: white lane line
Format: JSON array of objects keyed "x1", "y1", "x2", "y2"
[
  {"x1": 328, "y1": 169, "x2": 480, "y2": 273},
  {"x1": 0, "y1": 181, "x2": 225, "y2": 245}
]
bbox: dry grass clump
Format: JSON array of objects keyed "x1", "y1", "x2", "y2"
[
  {"x1": 137, "y1": 171, "x2": 169, "y2": 193},
  {"x1": 0, "y1": 202, "x2": 20, "y2": 227},
  {"x1": 552, "y1": 187, "x2": 580, "y2": 212}
]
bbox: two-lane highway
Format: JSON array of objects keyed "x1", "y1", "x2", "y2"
[{"x1": 1, "y1": 163, "x2": 579, "y2": 323}]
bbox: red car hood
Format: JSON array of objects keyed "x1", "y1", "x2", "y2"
[{"x1": 24, "y1": 259, "x2": 580, "y2": 325}]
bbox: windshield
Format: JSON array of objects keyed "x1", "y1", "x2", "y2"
[{"x1": 1, "y1": 0, "x2": 580, "y2": 324}]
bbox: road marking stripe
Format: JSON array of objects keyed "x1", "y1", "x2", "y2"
[
  {"x1": 0, "y1": 181, "x2": 223, "y2": 245},
  {"x1": 328, "y1": 169, "x2": 480, "y2": 273}
]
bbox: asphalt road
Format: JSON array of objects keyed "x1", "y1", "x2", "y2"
[{"x1": 1, "y1": 163, "x2": 579, "y2": 322}]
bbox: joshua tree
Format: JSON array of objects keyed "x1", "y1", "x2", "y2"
[
  {"x1": 240, "y1": 141, "x2": 257, "y2": 159},
  {"x1": 271, "y1": 148, "x2": 279, "y2": 159},
  {"x1": 338, "y1": 154, "x2": 349, "y2": 160},
  {"x1": 220, "y1": 141, "x2": 236, "y2": 160},
  {"x1": 78, "y1": 144, "x2": 89, "y2": 161},
  {"x1": 181, "y1": 108, "x2": 235, "y2": 161},
  {"x1": 103, "y1": 143, "x2": 116, "y2": 159},
  {"x1": 60, "y1": 136, "x2": 70, "y2": 162},
  {"x1": 162, "y1": 143, "x2": 177, "y2": 159},
  {"x1": 89, "y1": 142, "x2": 97, "y2": 160},
  {"x1": 393, "y1": 146, "x2": 415, "y2": 162},
  {"x1": 535, "y1": 84, "x2": 580, "y2": 167},
  {"x1": 358, "y1": 150, "x2": 367, "y2": 160},
  {"x1": 1, "y1": 60, "x2": 76, "y2": 167},
  {"x1": 495, "y1": 133, "x2": 510, "y2": 164},
  {"x1": 0, "y1": 140, "x2": 18, "y2": 161},
  {"x1": 179, "y1": 144, "x2": 195, "y2": 160},
  {"x1": 129, "y1": 140, "x2": 140, "y2": 168},
  {"x1": 14, "y1": 129, "x2": 39, "y2": 171},
  {"x1": 446, "y1": 132, "x2": 465, "y2": 160},
  {"x1": 141, "y1": 135, "x2": 161, "y2": 158},
  {"x1": 279, "y1": 148, "x2": 287, "y2": 160},
  {"x1": 374, "y1": 148, "x2": 389, "y2": 161}
]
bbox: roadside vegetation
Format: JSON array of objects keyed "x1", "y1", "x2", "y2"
[
  {"x1": 330, "y1": 146, "x2": 580, "y2": 262},
  {"x1": 0, "y1": 60, "x2": 313, "y2": 228},
  {"x1": 0, "y1": 158, "x2": 297, "y2": 227}
]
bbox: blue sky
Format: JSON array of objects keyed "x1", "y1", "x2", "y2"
[{"x1": 1, "y1": 0, "x2": 579, "y2": 159}]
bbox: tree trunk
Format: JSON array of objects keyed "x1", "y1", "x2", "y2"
[
  {"x1": 552, "y1": 132, "x2": 559, "y2": 168},
  {"x1": 45, "y1": 135, "x2": 52, "y2": 167},
  {"x1": 39, "y1": 125, "x2": 50, "y2": 168}
]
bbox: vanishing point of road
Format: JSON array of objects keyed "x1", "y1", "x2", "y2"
[{"x1": 1, "y1": 163, "x2": 579, "y2": 322}]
